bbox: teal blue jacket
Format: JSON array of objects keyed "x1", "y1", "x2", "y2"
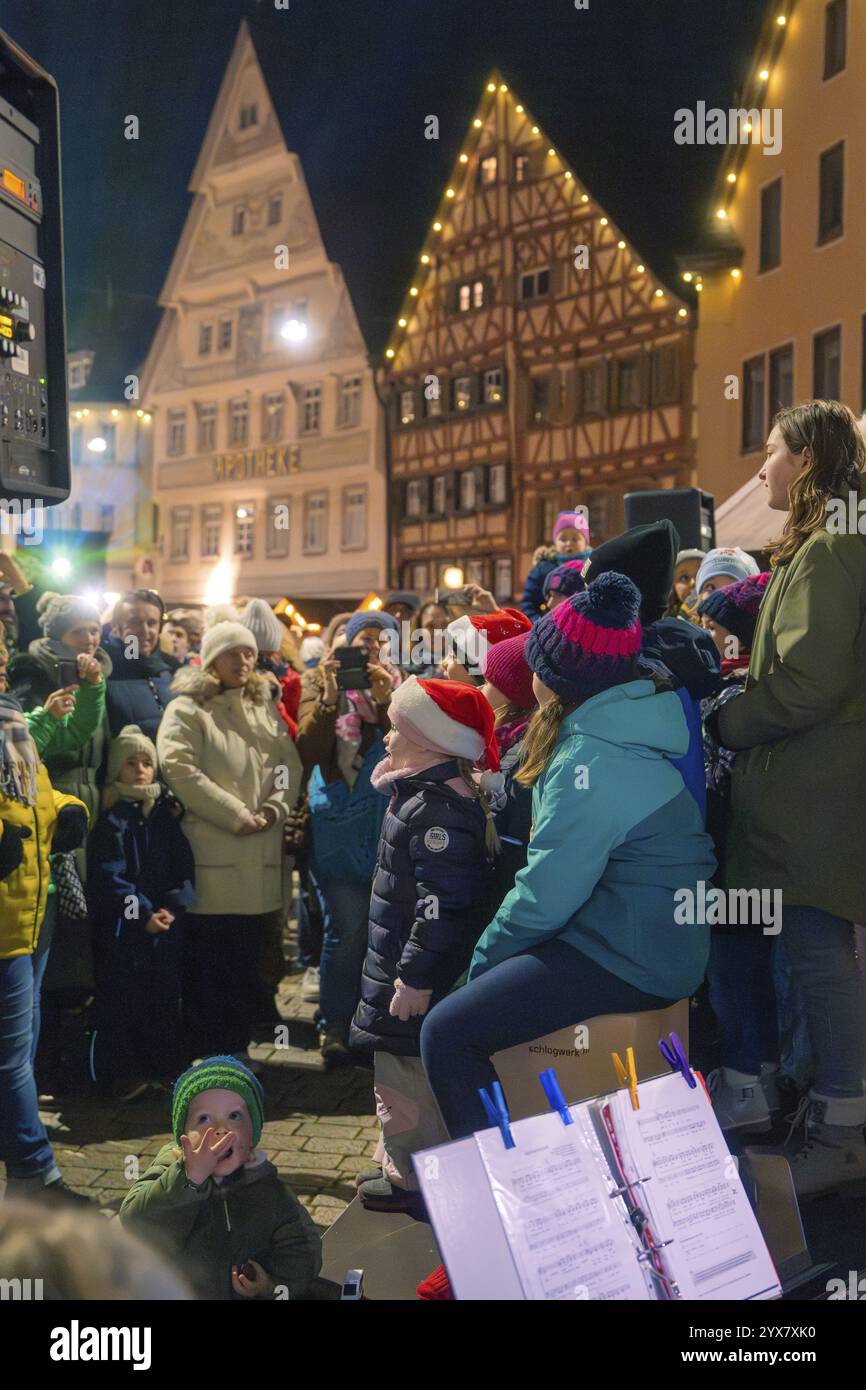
[{"x1": 469, "y1": 680, "x2": 716, "y2": 999}]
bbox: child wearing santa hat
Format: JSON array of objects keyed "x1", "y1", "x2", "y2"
[
  {"x1": 442, "y1": 606, "x2": 531, "y2": 685},
  {"x1": 349, "y1": 676, "x2": 500, "y2": 1212}
]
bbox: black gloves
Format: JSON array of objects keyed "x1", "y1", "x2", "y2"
[
  {"x1": 52, "y1": 805, "x2": 88, "y2": 854},
  {"x1": 0, "y1": 821, "x2": 31, "y2": 881}
]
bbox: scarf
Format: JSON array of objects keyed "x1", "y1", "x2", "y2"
[
  {"x1": 0, "y1": 693, "x2": 39, "y2": 806},
  {"x1": 495, "y1": 714, "x2": 530, "y2": 757},
  {"x1": 102, "y1": 780, "x2": 163, "y2": 817}
]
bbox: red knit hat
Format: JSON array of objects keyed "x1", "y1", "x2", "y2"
[
  {"x1": 388, "y1": 676, "x2": 500, "y2": 774},
  {"x1": 445, "y1": 607, "x2": 531, "y2": 676},
  {"x1": 481, "y1": 630, "x2": 536, "y2": 710}
]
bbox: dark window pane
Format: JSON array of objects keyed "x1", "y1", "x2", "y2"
[
  {"x1": 759, "y1": 179, "x2": 782, "y2": 272},
  {"x1": 814, "y1": 326, "x2": 841, "y2": 400},
  {"x1": 742, "y1": 355, "x2": 766, "y2": 451},
  {"x1": 537, "y1": 269, "x2": 550, "y2": 295},
  {"x1": 818, "y1": 142, "x2": 844, "y2": 243},
  {"x1": 824, "y1": 0, "x2": 847, "y2": 80},
  {"x1": 768, "y1": 345, "x2": 794, "y2": 416}
]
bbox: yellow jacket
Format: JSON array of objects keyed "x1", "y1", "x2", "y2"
[{"x1": 0, "y1": 765, "x2": 87, "y2": 958}]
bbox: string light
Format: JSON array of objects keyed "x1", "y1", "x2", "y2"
[
  {"x1": 398, "y1": 317, "x2": 407, "y2": 327},
  {"x1": 600, "y1": 216, "x2": 608, "y2": 226},
  {"x1": 409, "y1": 286, "x2": 419, "y2": 296},
  {"x1": 654, "y1": 288, "x2": 664, "y2": 298},
  {"x1": 581, "y1": 193, "x2": 589, "y2": 203},
  {"x1": 617, "y1": 239, "x2": 626, "y2": 249},
  {"x1": 776, "y1": 13, "x2": 787, "y2": 24},
  {"x1": 682, "y1": 272, "x2": 693, "y2": 283},
  {"x1": 487, "y1": 82, "x2": 496, "y2": 92},
  {"x1": 421, "y1": 254, "x2": 430, "y2": 264},
  {"x1": 499, "y1": 83, "x2": 508, "y2": 92},
  {"x1": 531, "y1": 125, "x2": 539, "y2": 134},
  {"x1": 677, "y1": 308, "x2": 688, "y2": 318},
  {"x1": 716, "y1": 208, "x2": 728, "y2": 220},
  {"x1": 548, "y1": 147, "x2": 556, "y2": 157},
  {"x1": 731, "y1": 268, "x2": 742, "y2": 280},
  {"x1": 564, "y1": 171, "x2": 573, "y2": 179},
  {"x1": 637, "y1": 264, "x2": 645, "y2": 273},
  {"x1": 446, "y1": 187, "x2": 455, "y2": 198},
  {"x1": 516, "y1": 104, "x2": 524, "y2": 113},
  {"x1": 110, "y1": 408, "x2": 119, "y2": 418},
  {"x1": 433, "y1": 221, "x2": 442, "y2": 231},
  {"x1": 726, "y1": 172, "x2": 737, "y2": 184},
  {"x1": 695, "y1": 281, "x2": 704, "y2": 293},
  {"x1": 459, "y1": 153, "x2": 468, "y2": 164},
  {"x1": 473, "y1": 118, "x2": 482, "y2": 128},
  {"x1": 386, "y1": 348, "x2": 395, "y2": 358},
  {"x1": 758, "y1": 68, "x2": 769, "y2": 81}
]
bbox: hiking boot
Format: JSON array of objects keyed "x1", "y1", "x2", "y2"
[
  {"x1": 781, "y1": 1093, "x2": 866, "y2": 1200},
  {"x1": 358, "y1": 1176, "x2": 426, "y2": 1214},
  {"x1": 301, "y1": 967, "x2": 320, "y2": 1003},
  {"x1": 320, "y1": 1028, "x2": 351, "y2": 1067},
  {"x1": 355, "y1": 1165, "x2": 383, "y2": 1190},
  {"x1": 707, "y1": 1067, "x2": 772, "y2": 1134}
]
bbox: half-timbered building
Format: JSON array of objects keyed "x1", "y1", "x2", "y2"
[{"x1": 384, "y1": 74, "x2": 696, "y2": 602}]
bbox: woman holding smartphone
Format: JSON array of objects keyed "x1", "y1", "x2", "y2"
[{"x1": 295, "y1": 610, "x2": 402, "y2": 1064}]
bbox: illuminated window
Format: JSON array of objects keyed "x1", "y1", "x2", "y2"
[
  {"x1": 489, "y1": 463, "x2": 508, "y2": 505},
  {"x1": 459, "y1": 470, "x2": 476, "y2": 510},
  {"x1": 513, "y1": 154, "x2": 530, "y2": 184},
  {"x1": 234, "y1": 503, "x2": 255, "y2": 560},
  {"x1": 453, "y1": 377, "x2": 473, "y2": 411},
  {"x1": 483, "y1": 367, "x2": 503, "y2": 403},
  {"x1": 400, "y1": 390, "x2": 416, "y2": 426},
  {"x1": 479, "y1": 155, "x2": 497, "y2": 186}
]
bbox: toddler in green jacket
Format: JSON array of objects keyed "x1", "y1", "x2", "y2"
[{"x1": 120, "y1": 1056, "x2": 321, "y2": 1300}]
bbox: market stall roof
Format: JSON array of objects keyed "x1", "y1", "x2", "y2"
[{"x1": 715, "y1": 473, "x2": 779, "y2": 551}]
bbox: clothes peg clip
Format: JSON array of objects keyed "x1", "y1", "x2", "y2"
[
  {"x1": 658, "y1": 1031, "x2": 696, "y2": 1090},
  {"x1": 538, "y1": 1067, "x2": 573, "y2": 1126},
  {"x1": 611, "y1": 1046, "x2": 640, "y2": 1111},
  {"x1": 478, "y1": 1079, "x2": 515, "y2": 1149}
]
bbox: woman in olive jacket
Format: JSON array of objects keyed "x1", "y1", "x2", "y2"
[{"x1": 718, "y1": 401, "x2": 866, "y2": 1199}]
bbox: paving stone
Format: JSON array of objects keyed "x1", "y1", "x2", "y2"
[
  {"x1": 261, "y1": 1120, "x2": 301, "y2": 1138},
  {"x1": 297, "y1": 1123, "x2": 360, "y2": 1139},
  {"x1": 268, "y1": 1139, "x2": 310, "y2": 1158},
  {"x1": 339, "y1": 1154, "x2": 381, "y2": 1175},
  {"x1": 54, "y1": 1165, "x2": 106, "y2": 1187},
  {"x1": 303, "y1": 1136, "x2": 367, "y2": 1156},
  {"x1": 310, "y1": 1205, "x2": 343, "y2": 1228}
]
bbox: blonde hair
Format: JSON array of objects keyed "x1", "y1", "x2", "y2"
[
  {"x1": 456, "y1": 756, "x2": 501, "y2": 856},
  {"x1": 515, "y1": 696, "x2": 577, "y2": 788},
  {"x1": 770, "y1": 400, "x2": 866, "y2": 566}
]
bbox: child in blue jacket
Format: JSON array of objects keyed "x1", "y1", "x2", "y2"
[
  {"x1": 350, "y1": 677, "x2": 499, "y2": 1211},
  {"x1": 421, "y1": 573, "x2": 716, "y2": 1140},
  {"x1": 87, "y1": 725, "x2": 195, "y2": 1098},
  {"x1": 520, "y1": 510, "x2": 591, "y2": 621}
]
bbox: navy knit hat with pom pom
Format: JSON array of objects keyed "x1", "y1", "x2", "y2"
[{"x1": 526, "y1": 571, "x2": 643, "y2": 703}]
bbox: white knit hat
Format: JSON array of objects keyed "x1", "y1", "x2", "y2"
[
  {"x1": 240, "y1": 598, "x2": 284, "y2": 654},
  {"x1": 200, "y1": 620, "x2": 258, "y2": 670},
  {"x1": 106, "y1": 724, "x2": 158, "y2": 783}
]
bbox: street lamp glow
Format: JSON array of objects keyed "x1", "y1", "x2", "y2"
[
  {"x1": 87, "y1": 437, "x2": 107, "y2": 452},
  {"x1": 281, "y1": 318, "x2": 308, "y2": 343},
  {"x1": 50, "y1": 556, "x2": 72, "y2": 580},
  {"x1": 442, "y1": 565, "x2": 464, "y2": 589}
]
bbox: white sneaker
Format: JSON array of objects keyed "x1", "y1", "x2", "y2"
[
  {"x1": 301, "y1": 967, "x2": 320, "y2": 1002},
  {"x1": 707, "y1": 1067, "x2": 772, "y2": 1134}
]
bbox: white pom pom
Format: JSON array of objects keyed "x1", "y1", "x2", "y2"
[
  {"x1": 479, "y1": 768, "x2": 507, "y2": 811},
  {"x1": 203, "y1": 603, "x2": 240, "y2": 631}
]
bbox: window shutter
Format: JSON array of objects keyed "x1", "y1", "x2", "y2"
[
  {"x1": 562, "y1": 366, "x2": 580, "y2": 423},
  {"x1": 473, "y1": 463, "x2": 488, "y2": 509},
  {"x1": 639, "y1": 351, "x2": 651, "y2": 408},
  {"x1": 500, "y1": 272, "x2": 516, "y2": 306},
  {"x1": 481, "y1": 274, "x2": 494, "y2": 308},
  {"x1": 608, "y1": 361, "x2": 620, "y2": 413},
  {"x1": 444, "y1": 470, "x2": 457, "y2": 514},
  {"x1": 549, "y1": 260, "x2": 566, "y2": 295},
  {"x1": 652, "y1": 344, "x2": 681, "y2": 405},
  {"x1": 529, "y1": 147, "x2": 547, "y2": 180},
  {"x1": 549, "y1": 367, "x2": 569, "y2": 423},
  {"x1": 468, "y1": 373, "x2": 482, "y2": 409},
  {"x1": 419, "y1": 476, "x2": 432, "y2": 518},
  {"x1": 443, "y1": 281, "x2": 458, "y2": 314}
]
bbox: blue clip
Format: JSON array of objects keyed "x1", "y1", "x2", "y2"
[
  {"x1": 659, "y1": 1031, "x2": 696, "y2": 1089},
  {"x1": 478, "y1": 1080, "x2": 515, "y2": 1150},
  {"x1": 539, "y1": 1067, "x2": 574, "y2": 1126}
]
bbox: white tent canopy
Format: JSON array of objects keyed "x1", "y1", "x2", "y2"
[{"x1": 714, "y1": 473, "x2": 779, "y2": 551}]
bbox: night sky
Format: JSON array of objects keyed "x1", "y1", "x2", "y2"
[{"x1": 2, "y1": 0, "x2": 764, "y2": 377}]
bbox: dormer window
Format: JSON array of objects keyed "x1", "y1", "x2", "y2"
[
  {"x1": 479, "y1": 155, "x2": 497, "y2": 186},
  {"x1": 239, "y1": 103, "x2": 258, "y2": 131},
  {"x1": 458, "y1": 279, "x2": 485, "y2": 312}
]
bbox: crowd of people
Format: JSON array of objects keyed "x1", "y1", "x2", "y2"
[{"x1": 0, "y1": 397, "x2": 864, "y2": 1300}]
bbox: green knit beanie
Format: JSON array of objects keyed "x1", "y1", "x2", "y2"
[{"x1": 172, "y1": 1056, "x2": 265, "y2": 1146}]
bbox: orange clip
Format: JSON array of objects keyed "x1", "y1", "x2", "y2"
[{"x1": 611, "y1": 1046, "x2": 640, "y2": 1111}]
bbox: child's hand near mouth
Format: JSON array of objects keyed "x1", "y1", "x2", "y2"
[{"x1": 180, "y1": 1127, "x2": 237, "y2": 1185}]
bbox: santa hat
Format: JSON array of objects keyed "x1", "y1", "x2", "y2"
[
  {"x1": 388, "y1": 676, "x2": 501, "y2": 793},
  {"x1": 445, "y1": 607, "x2": 531, "y2": 676}
]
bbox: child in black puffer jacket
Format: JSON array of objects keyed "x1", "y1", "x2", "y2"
[{"x1": 350, "y1": 677, "x2": 499, "y2": 1212}]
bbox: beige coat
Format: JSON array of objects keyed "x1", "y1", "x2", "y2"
[{"x1": 156, "y1": 667, "x2": 301, "y2": 916}]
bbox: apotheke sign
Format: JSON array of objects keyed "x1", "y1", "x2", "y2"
[{"x1": 214, "y1": 445, "x2": 300, "y2": 482}]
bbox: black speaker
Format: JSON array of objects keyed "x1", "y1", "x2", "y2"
[
  {"x1": 0, "y1": 30, "x2": 69, "y2": 506},
  {"x1": 624, "y1": 488, "x2": 715, "y2": 552}
]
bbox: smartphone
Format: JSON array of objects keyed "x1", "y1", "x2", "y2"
[
  {"x1": 434, "y1": 586, "x2": 471, "y2": 607},
  {"x1": 334, "y1": 646, "x2": 371, "y2": 690},
  {"x1": 57, "y1": 659, "x2": 79, "y2": 688}
]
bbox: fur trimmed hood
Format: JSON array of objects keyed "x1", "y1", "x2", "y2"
[
  {"x1": 531, "y1": 543, "x2": 559, "y2": 566},
  {"x1": 169, "y1": 664, "x2": 273, "y2": 706}
]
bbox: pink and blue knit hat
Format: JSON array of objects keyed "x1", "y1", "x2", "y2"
[
  {"x1": 543, "y1": 559, "x2": 587, "y2": 601},
  {"x1": 697, "y1": 570, "x2": 770, "y2": 649},
  {"x1": 526, "y1": 571, "x2": 642, "y2": 702}
]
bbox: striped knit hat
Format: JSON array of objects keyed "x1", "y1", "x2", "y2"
[
  {"x1": 526, "y1": 571, "x2": 642, "y2": 703},
  {"x1": 543, "y1": 559, "x2": 587, "y2": 601},
  {"x1": 697, "y1": 570, "x2": 770, "y2": 648},
  {"x1": 172, "y1": 1056, "x2": 265, "y2": 1146}
]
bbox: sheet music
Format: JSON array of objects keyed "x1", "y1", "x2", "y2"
[
  {"x1": 608, "y1": 1072, "x2": 780, "y2": 1301},
  {"x1": 474, "y1": 1107, "x2": 653, "y2": 1301}
]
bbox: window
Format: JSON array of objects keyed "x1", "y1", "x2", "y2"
[
  {"x1": 579, "y1": 361, "x2": 607, "y2": 416},
  {"x1": 302, "y1": 384, "x2": 322, "y2": 434},
  {"x1": 479, "y1": 155, "x2": 497, "y2": 186},
  {"x1": 424, "y1": 381, "x2": 443, "y2": 417},
  {"x1": 586, "y1": 493, "x2": 611, "y2": 542},
  {"x1": 232, "y1": 206, "x2": 247, "y2": 237},
  {"x1": 520, "y1": 268, "x2": 551, "y2": 300},
  {"x1": 458, "y1": 279, "x2": 485, "y2": 311},
  {"x1": 101, "y1": 423, "x2": 117, "y2": 461},
  {"x1": 262, "y1": 392, "x2": 285, "y2": 442},
  {"x1": 513, "y1": 153, "x2": 530, "y2": 184},
  {"x1": 530, "y1": 375, "x2": 549, "y2": 425},
  {"x1": 814, "y1": 326, "x2": 841, "y2": 400},
  {"x1": 453, "y1": 376, "x2": 473, "y2": 412},
  {"x1": 494, "y1": 556, "x2": 513, "y2": 601},
  {"x1": 483, "y1": 367, "x2": 504, "y2": 404},
  {"x1": 466, "y1": 559, "x2": 487, "y2": 586},
  {"x1": 410, "y1": 563, "x2": 428, "y2": 591},
  {"x1": 489, "y1": 462, "x2": 508, "y2": 506},
  {"x1": 542, "y1": 496, "x2": 558, "y2": 539},
  {"x1": 218, "y1": 317, "x2": 233, "y2": 352},
  {"x1": 616, "y1": 356, "x2": 645, "y2": 410},
  {"x1": 651, "y1": 345, "x2": 680, "y2": 405},
  {"x1": 201, "y1": 504, "x2": 222, "y2": 559},
  {"x1": 769, "y1": 344, "x2": 794, "y2": 416},
  {"x1": 228, "y1": 399, "x2": 249, "y2": 446},
  {"x1": 303, "y1": 493, "x2": 328, "y2": 553},
  {"x1": 100, "y1": 504, "x2": 115, "y2": 534},
  {"x1": 198, "y1": 403, "x2": 217, "y2": 452},
  {"x1": 400, "y1": 390, "x2": 416, "y2": 426},
  {"x1": 818, "y1": 142, "x2": 844, "y2": 244},
  {"x1": 234, "y1": 503, "x2": 255, "y2": 560},
  {"x1": 167, "y1": 409, "x2": 186, "y2": 456},
  {"x1": 432, "y1": 474, "x2": 449, "y2": 515},
  {"x1": 405, "y1": 479, "x2": 423, "y2": 519},
  {"x1": 170, "y1": 506, "x2": 191, "y2": 562},
  {"x1": 239, "y1": 103, "x2": 258, "y2": 130},
  {"x1": 267, "y1": 193, "x2": 283, "y2": 225},
  {"x1": 342, "y1": 486, "x2": 367, "y2": 549},
  {"x1": 69, "y1": 362, "x2": 84, "y2": 389},
  {"x1": 198, "y1": 322, "x2": 213, "y2": 355},
  {"x1": 266, "y1": 498, "x2": 290, "y2": 560},
  {"x1": 458, "y1": 470, "x2": 476, "y2": 511},
  {"x1": 824, "y1": 0, "x2": 847, "y2": 80},
  {"x1": 759, "y1": 179, "x2": 782, "y2": 272},
  {"x1": 742, "y1": 354, "x2": 766, "y2": 451},
  {"x1": 337, "y1": 374, "x2": 362, "y2": 428}
]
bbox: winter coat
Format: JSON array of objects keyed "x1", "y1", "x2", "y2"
[
  {"x1": 120, "y1": 1143, "x2": 321, "y2": 1301},
  {"x1": 0, "y1": 768, "x2": 88, "y2": 958},
  {"x1": 9, "y1": 638, "x2": 111, "y2": 817},
  {"x1": 470, "y1": 680, "x2": 716, "y2": 999},
  {"x1": 86, "y1": 794, "x2": 196, "y2": 937},
  {"x1": 156, "y1": 666, "x2": 301, "y2": 916},
  {"x1": 351, "y1": 760, "x2": 493, "y2": 1056},
  {"x1": 295, "y1": 666, "x2": 391, "y2": 784},
  {"x1": 718, "y1": 527, "x2": 866, "y2": 923},
  {"x1": 102, "y1": 634, "x2": 176, "y2": 740},
  {"x1": 640, "y1": 618, "x2": 723, "y2": 821},
  {"x1": 520, "y1": 544, "x2": 592, "y2": 623}
]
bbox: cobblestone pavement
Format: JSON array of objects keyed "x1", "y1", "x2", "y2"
[{"x1": 0, "y1": 968, "x2": 378, "y2": 1235}]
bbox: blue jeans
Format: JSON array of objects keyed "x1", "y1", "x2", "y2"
[
  {"x1": 313, "y1": 876, "x2": 373, "y2": 1035},
  {"x1": 780, "y1": 906, "x2": 865, "y2": 1097},
  {"x1": 420, "y1": 938, "x2": 674, "y2": 1140},
  {"x1": 707, "y1": 931, "x2": 779, "y2": 1076},
  {"x1": 30, "y1": 893, "x2": 56, "y2": 1067},
  {"x1": 0, "y1": 953, "x2": 61, "y2": 1181}
]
